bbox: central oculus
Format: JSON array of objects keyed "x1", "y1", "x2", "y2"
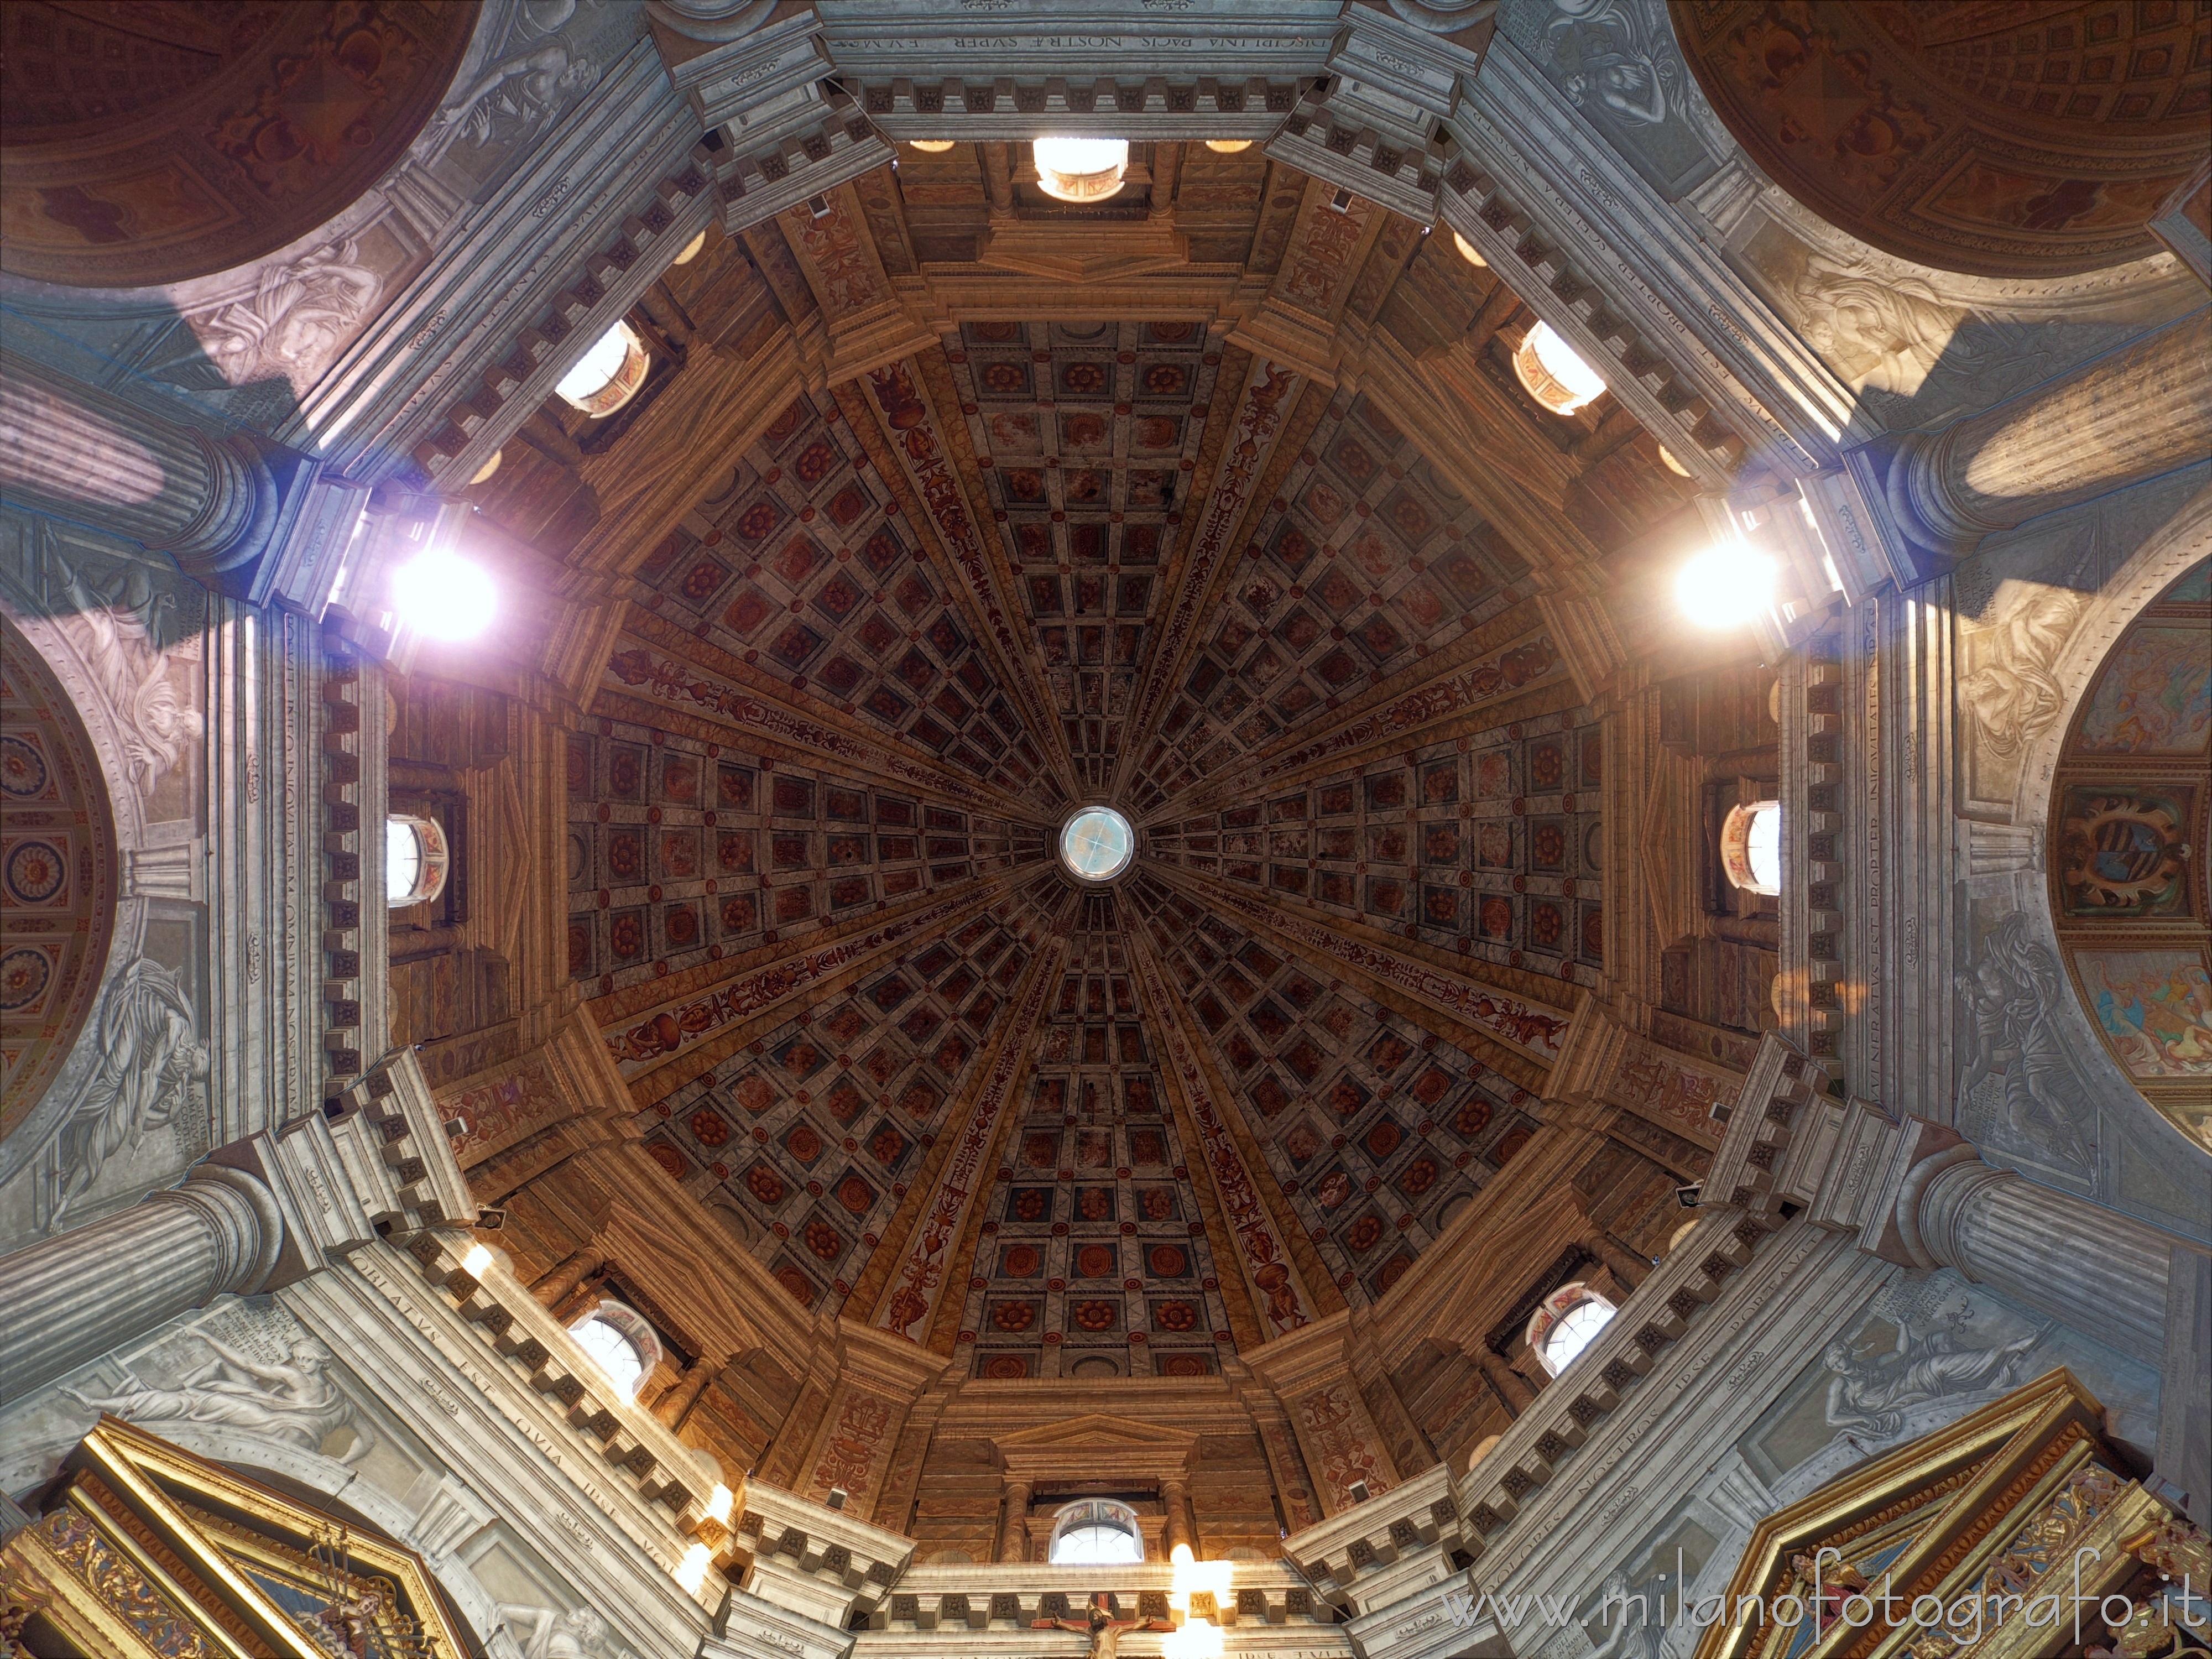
[{"x1": 1060, "y1": 806, "x2": 1134, "y2": 882}]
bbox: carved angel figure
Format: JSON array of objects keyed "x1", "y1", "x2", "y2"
[
  {"x1": 1955, "y1": 911, "x2": 2092, "y2": 1162},
  {"x1": 48, "y1": 960, "x2": 208, "y2": 1230},
  {"x1": 197, "y1": 240, "x2": 382, "y2": 392},
  {"x1": 1547, "y1": 0, "x2": 1682, "y2": 128},
  {"x1": 496, "y1": 1605, "x2": 643, "y2": 1659},
  {"x1": 1956, "y1": 588, "x2": 2086, "y2": 761},
  {"x1": 1783, "y1": 251, "x2": 1964, "y2": 396},
  {"x1": 1822, "y1": 1308, "x2": 2047, "y2": 1436},
  {"x1": 53, "y1": 560, "x2": 204, "y2": 801},
  {"x1": 64, "y1": 1332, "x2": 370, "y2": 1462}
]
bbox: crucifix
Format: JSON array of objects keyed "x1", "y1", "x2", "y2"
[{"x1": 1031, "y1": 1592, "x2": 1176, "y2": 1657}]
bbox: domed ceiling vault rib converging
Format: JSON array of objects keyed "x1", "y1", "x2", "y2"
[
  {"x1": 587, "y1": 335, "x2": 1613, "y2": 1370},
  {"x1": 526, "y1": 143, "x2": 1696, "y2": 1376}
]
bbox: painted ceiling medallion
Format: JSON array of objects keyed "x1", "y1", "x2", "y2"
[{"x1": 0, "y1": 614, "x2": 120, "y2": 1136}]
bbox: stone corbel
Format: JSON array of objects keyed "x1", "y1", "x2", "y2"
[
  {"x1": 1284, "y1": 1461, "x2": 1468, "y2": 1620},
  {"x1": 734, "y1": 1478, "x2": 914, "y2": 1633}
]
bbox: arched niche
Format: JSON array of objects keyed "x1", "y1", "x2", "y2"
[
  {"x1": 1957, "y1": 476, "x2": 2212, "y2": 1204},
  {"x1": 2042, "y1": 559, "x2": 2210, "y2": 1154},
  {"x1": 0, "y1": 558, "x2": 209, "y2": 1243}
]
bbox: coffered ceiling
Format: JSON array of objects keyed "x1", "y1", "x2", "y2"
[{"x1": 481, "y1": 136, "x2": 1707, "y2": 1379}]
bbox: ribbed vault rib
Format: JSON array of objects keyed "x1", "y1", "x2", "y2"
[
  {"x1": 1125, "y1": 917, "x2": 1342, "y2": 1340},
  {"x1": 602, "y1": 872, "x2": 1024, "y2": 1105},
  {"x1": 1146, "y1": 864, "x2": 1569, "y2": 1094},
  {"x1": 839, "y1": 363, "x2": 1082, "y2": 805},
  {"x1": 601, "y1": 625, "x2": 1043, "y2": 821},
  {"x1": 1152, "y1": 598, "x2": 1577, "y2": 819},
  {"x1": 1117, "y1": 356, "x2": 1314, "y2": 784}
]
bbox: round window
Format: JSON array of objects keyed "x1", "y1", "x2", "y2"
[
  {"x1": 1060, "y1": 806, "x2": 1135, "y2": 883},
  {"x1": 1527, "y1": 1281, "x2": 1617, "y2": 1378},
  {"x1": 1048, "y1": 1499, "x2": 1143, "y2": 1564}
]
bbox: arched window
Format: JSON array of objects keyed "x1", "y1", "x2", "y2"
[
  {"x1": 555, "y1": 320, "x2": 650, "y2": 417},
  {"x1": 1047, "y1": 1499, "x2": 1143, "y2": 1564},
  {"x1": 1512, "y1": 321, "x2": 1608, "y2": 416},
  {"x1": 385, "y1": 813, "x2": 450, "y2": 909},
  {"x1": 566, "y1": 1300, "x2": 662, "y2": 1404},
  {"x1": 1720, "y1": 800, "x2": 1783, "y2": 896},
  {"x1": 1526, "y1": 1282, "x2": 1617, "y2": 1378}
]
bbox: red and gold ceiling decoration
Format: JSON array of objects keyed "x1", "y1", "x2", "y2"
[{"x1": 571, "y1": 303, "x2": 1624, "y2": 1375}]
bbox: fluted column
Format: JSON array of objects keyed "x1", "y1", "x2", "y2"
[
  {"x1": 0, "y1": 1165, "x2": 283, "y2": 1403},
  {"x1": 1896, "y1": 1146, "x2": 2171, "y2": 1366},
  {"x1": 1162, "y1": 1474, "x2": 1196, "y2": 1559},
  {"x1": 1888, "y1": 307, "x2": 2212, "y2": 555},
  {"x1": 0, "y1": 353, "x2": 290, "y2": 580},
  {"x1": 531, "y1": 1249, "x2": 603, "y2": 1310},
  {"x1": 653, "y1": 1354, "x2": 724, "y2": 1431},
  {"x1": 998, "y1": 1478, "x2": 1032, "y2": 1564},
  {"x1": 1476, "y1": 1348, "x2": 1536, "y2": 1415}
]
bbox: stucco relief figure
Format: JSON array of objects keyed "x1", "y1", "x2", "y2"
[
  {"x1": 196, "y1": 239, "x2": 382, "y2": 394},
  {"x1": 52, "y1": 560, "x2": 204, "y2": 801},
  {"x1": 1822, "y1": 1303, "x2": 2048, "y2": 1437},
  {"x1": 49, "y1": 961, "x2": 208, "y2": 1232},
  {"x1": 1956, "y1": 911, "x2": 2092, "y2": 1162},
  {"x1": 1582, "y1": 1568, "x2": 1668, "y2": 1659},
  {"x1": 1783, "y1": 250, "x2": 1964, "y2": 396},
  {"x1": 497, "y1": 1604, "x2": 643, "y2": 1659},
  {"x1": 62, "y1": 1332, "x2": 371, "y2": 1462},
  {"x1": 1957, "y1": 587, "x2": 2089, "y2": 762},
  {"x1": 420, "y1": 0, "x2": 597, "y2": 169},
  {"x1": 1547, "y1": 0, "x2": 1682, "y2": 127}
]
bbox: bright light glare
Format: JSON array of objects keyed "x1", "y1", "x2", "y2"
[
  {"x1": 1053, "y1": 1523, "x2": 1142, "y2": 1564},
  {"x1": 555, "y1": 323, "x2": 632, "y2": 405},
  {"x1": 674, "y1": 1541, "x2": 712, "y2": 1594},
  {"x1": 1528, "y1": 322, "x2": 1606, "y2": 409},
  {"x1": 1452, "y1": 229, "x2": 1488, "y2": 268},
  {"x1": 907, "y1": 138, "x2": 956, "y2": 153},
  {"x1": 1032, "y1": 136, "x2": 1130, "y2": 202},
  {"x1": 707, "y1": 1483, "x2": 734, "y2": 1524},
  {"x1": 462, "y1": 1244, "x2": 494, "y2": 1277},
  {"x1": 385, "y1": 818, "x2": 422, "y2": 902},
  {"x1": 1170, "y1": 1547, "x2": 1232, "y2": 1616},
  {"x1": 1164, "y1": 1621, "x2": 1224, "y2": 1659},
  {"x1": 570, "y1": 1316, "x2": 645, "y2": 1402},
  {"x1": 392, "y1": 549, "x2": 497, "y2": 641},
  {"x1": 1542, "y1": 1298, "x2": 1614, "y2": 1373},
  {"x1": 1674, "y1": 543, "x2": 1777, "y2": 630},
  {"x1": 1060, "y1": 807, "x2": 1134, "y2": 881},
  {"x1": 1204, "y1": 138, "x2": 1253, "y2": 154}
]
